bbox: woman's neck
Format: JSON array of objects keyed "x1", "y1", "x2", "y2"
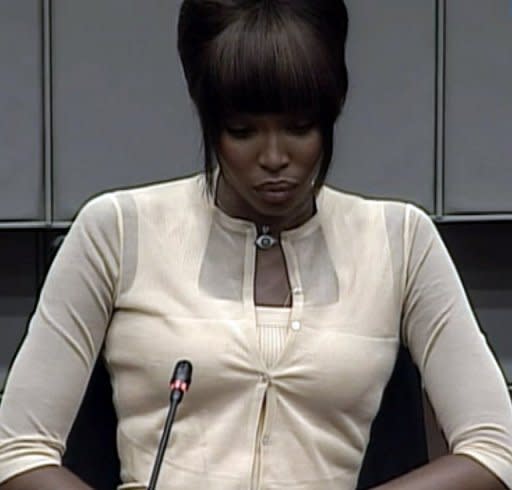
[{"x1": 215, "y1": 174, "x2": 316, "y2": 234}]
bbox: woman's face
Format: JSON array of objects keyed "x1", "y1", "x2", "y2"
[{"x1": 215, "y1": 113, "x2": 323, "y2": 229}]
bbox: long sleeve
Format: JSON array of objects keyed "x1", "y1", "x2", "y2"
[
  {"x1": 0, "y1": 193, "x2": 121, "y2": 484},
  {"x1": 401, "y1": 204, "x2": 512, "y2": 488}
]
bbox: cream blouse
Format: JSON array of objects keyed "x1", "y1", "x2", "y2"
[
  {"x1": 256, "y1": 306, "x2": 291, "y2": 368},
  {"x1": 1, "y1": 174, "x2": 511, "y2": 489}
]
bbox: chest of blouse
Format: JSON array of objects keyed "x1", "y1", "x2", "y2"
[{"x1": 104, "y1": 179, "x2": 403, "y2": 488}]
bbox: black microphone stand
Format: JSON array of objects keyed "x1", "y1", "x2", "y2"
[{"x1": 147, "y1": 360, "x2": 192, "y2": 490}]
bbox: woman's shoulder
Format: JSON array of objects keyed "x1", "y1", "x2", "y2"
[
  {"x1": 110, "y1": 172, "x2": 204, "y2": 207},
  {"x1": 75, "y1": 173, "x2": 206, "y2": 225},
  {"x1": 320, "y1": 184, "x2": 431, "y2": 225}
]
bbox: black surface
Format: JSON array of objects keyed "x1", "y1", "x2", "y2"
[
  {"x1": 62, "y1": 358, "x2": 121, "y2": 490},
  {"x1": 356, "y1": 345, "x2": 428, "y2": 489}
]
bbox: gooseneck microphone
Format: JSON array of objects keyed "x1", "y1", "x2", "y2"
[{"x1": 147, "y1": 360, "x2": 193, "y2": 490}]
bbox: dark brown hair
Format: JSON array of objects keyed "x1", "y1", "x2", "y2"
[{"x1": 178, "y1": 0, "x2": 349, "y2": 193}]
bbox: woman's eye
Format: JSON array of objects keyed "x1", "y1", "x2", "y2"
[
  {"x1": 288, "y1": 122, "x2": 315, "y2": 134},
  {"x1": 225, "y1": 127, "x2": 254, "y2": 138}
]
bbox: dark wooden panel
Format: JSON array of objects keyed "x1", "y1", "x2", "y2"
[
  {"x1": 439, "y1": 221, "x2": 512, "y2": 382},
  {"x1": 0, "y1": 232, "x2": 39, "y2": 387}
]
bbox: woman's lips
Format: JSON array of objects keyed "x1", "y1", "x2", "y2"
[
  {"x1": 255, "y1": 180, "x2": 298, "y2": 204},
  {"x1": 256, "y1": 179, "x2": 298, "y2": 191}
]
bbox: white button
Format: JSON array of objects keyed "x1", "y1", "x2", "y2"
[
  {"x1": 260, "y1": 373, "x2": 269, "y2": 383},
  {"x1": 291, "y1": 320, "x2": 301, "y2": 331},
  {"x1": 292, "y1": 287, "x2": 302, "y2": 295}
]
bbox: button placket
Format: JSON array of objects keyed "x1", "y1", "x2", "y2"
[
  {"x1": 251, "y1": 383, "x2": 267, "y2": 490},
  {"x1": 289, "y1": 285, "x2": 304, "y2": 333},
  {"x1": 281, "y1": 239, "x2": 304, "y2": 334},
  {"x1": 291, "y1": 320, "x2": 301, "y2": 331},
  {"x1": 260, "y1": 383, "x2": 277, "y2": 452}
]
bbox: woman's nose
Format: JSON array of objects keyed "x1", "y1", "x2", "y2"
[{"x1": 258, "y1": 132, "x2": 290, "y2": 171}]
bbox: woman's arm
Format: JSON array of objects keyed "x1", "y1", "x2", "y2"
[
  {"x1": 372, "y1": 454, "x2": 507, "y2": 490},
  {"x1": 0, "y1": 466, "x2": 92, "y2": 490},
  {"x1": 0, "y1": 194, "x2": 121, "y2": 485},
  {"x1": 395, "y1": 204, "x2": 512, "y2": 489}
]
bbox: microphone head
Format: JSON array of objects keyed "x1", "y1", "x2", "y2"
[{"x1": 170, "y1": 360, "x2": 193, "y2": 392}]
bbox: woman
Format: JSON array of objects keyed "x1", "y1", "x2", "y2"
[{"x1": 1, "y1": 1, "x2": 511, "y2": 489}]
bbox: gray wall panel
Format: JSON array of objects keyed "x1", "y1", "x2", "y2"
[
  {"x1": 329, "y1": 1, "x2": 436, "y2": 212},
  {"x1": 444, "y1": 0, "x2": 512, "y2": 214},
  {"x1": 0, "y1": 232, "x2": 38, "y2": 387},
  {"x1": 52, "y1": 0, "x2": 201, "y2": 220},
  {"x1": 0, "y1": 1, "x2": 44, "y2": 221},
  {"x1": 52, "y1": 1, "x2": 436, "y2": 220}
]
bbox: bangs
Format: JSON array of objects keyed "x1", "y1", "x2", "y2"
[{"x1": 202, "y1": 10, "x2": 340, "y2": 122}]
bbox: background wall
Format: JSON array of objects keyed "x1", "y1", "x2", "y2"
[{"x1": 1, "y1": 1, "x2": 511, "y2": 395}]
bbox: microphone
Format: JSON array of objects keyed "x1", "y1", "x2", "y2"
[
  {"x1": 169, "y1": 359, "x2": 193, "y2": 404},
  {"x1": 147, "y1": 360, "x2": 193, "y2": 490}
]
